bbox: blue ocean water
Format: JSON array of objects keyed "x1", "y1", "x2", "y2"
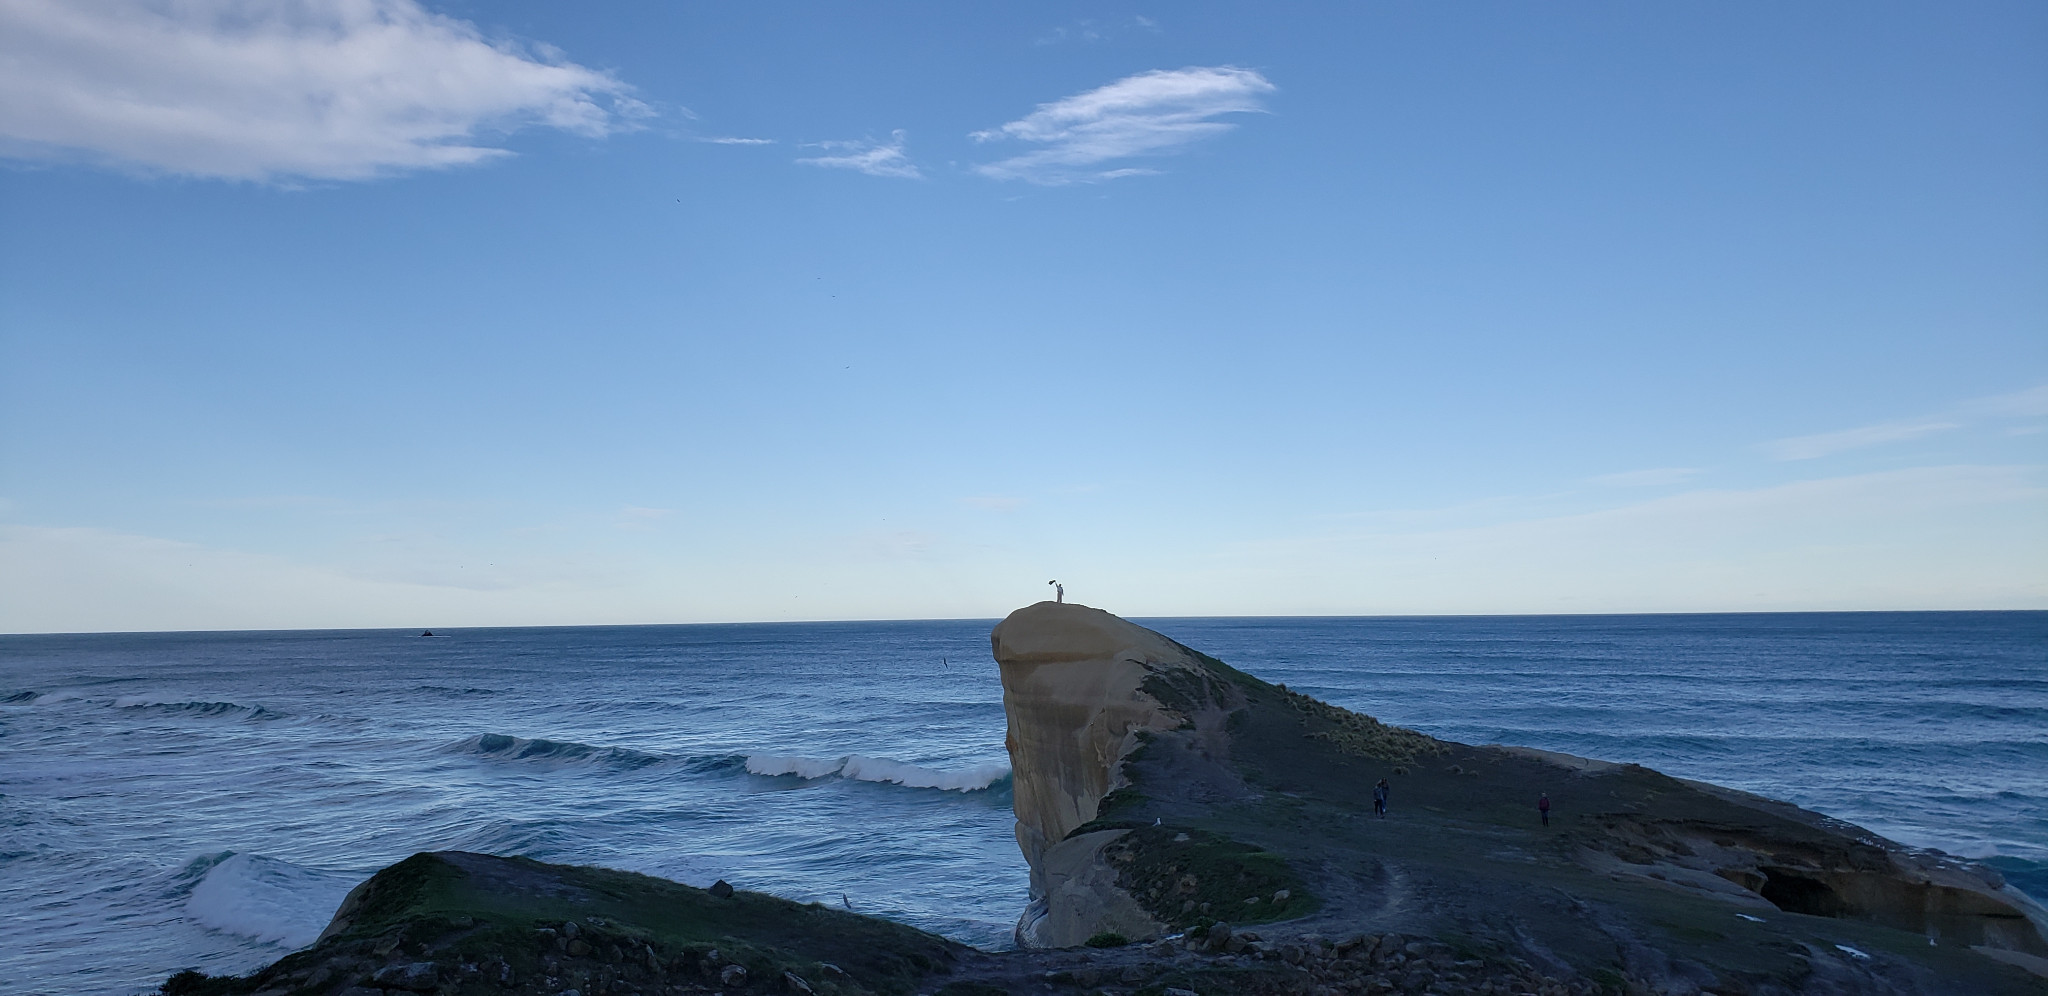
[{"x1": 1, "y1": 612, "x2": 2043, "y2": 996}]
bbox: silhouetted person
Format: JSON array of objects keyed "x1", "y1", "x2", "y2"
[
  {"x1": 1048, "y1": 580, "x2": 1064, "y2": 603},
  {"x1": 1372, "y1": 778, "x2": 1389, "y2": 819},
  {"x1": 1538, "y1": 792, "x2": 1551, "y2": 827}
]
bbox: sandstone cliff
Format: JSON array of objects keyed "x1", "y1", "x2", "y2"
[
  {"x1": 994, "y1": 601, "x2": 2048, "y2": 993},
  {"x1": 992, "y1": 601, "x2": 1204, "y2": 947}
]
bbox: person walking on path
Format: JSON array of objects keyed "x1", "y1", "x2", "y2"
[
  {"x1": 1538, "y1": 792, "x2": 1551, "y2": 827},
  {"x1": 1372, "y1": 778, "x2": 1390, "y2": 819}
]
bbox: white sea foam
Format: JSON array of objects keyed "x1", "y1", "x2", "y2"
[
  {"x1": 184, "y1": 852, "x2": 358, "y2": 950},
  {"x1": 842, "y1": 756, "x2": 1011, "y2": 791},
  {"x1": 745, "y1": 753, "x2": 1009, "y2": 791}
]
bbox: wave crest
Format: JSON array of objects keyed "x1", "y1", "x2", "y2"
[
  {"x1": 114, "y1": 696, "x2": 286, "y2": 720},
  {"x1": 745, "y1": 753, "x2": 1010, "y2": 792},
  {"x1": 451, "y1": 733, "x2": 670, "y2": 769},
  {"x1": 180, "y1": 851, "x2": 359, "y2": 950}
]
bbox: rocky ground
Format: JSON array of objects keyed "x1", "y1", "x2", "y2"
[{"x1": 154, "y1": 852, "x2": 1608, "y2": 996}]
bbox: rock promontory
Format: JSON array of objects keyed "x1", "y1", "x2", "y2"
[{"x1": 994, "y1": 601, "x2": 2048, "y2": 992}]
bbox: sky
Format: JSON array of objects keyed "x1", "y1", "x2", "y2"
[{"x1": 1, "y1": 0, "x2": 2044, "y2": 633}]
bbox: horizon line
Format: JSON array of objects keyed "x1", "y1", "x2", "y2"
[{"x1": 4, "y1": 605, "x2": 2043, "y2": 639}]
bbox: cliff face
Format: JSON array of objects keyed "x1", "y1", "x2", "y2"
[
  {"x1": 992, "y1": 603, "x2": 1196, "y2": 865},
  {"x1": 991, "y1": 601, "x2": 1201, "y2": 947},
  {"x1": 993, "y1": 602, "x2": 2048, "y2": 993}
]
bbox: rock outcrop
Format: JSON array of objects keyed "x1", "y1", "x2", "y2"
[
  {"x1": 994, "y1": 601, "x2": 2048, "y2": 992},
  {"x1": 993, "y1": 602, "x2": 1203, "y2": 946}
]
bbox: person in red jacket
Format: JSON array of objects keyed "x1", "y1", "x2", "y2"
[{"x1": 1538, "y1": 792, "x2": 1552, "y2": 827}]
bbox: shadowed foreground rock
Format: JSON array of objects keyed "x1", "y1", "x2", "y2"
[{"x1": 163, "y1": 603, "x2": 2048, "y2": 996}]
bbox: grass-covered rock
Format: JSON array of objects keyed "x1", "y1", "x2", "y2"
[{"x1": 158, "y1": 851, "x2": 962, "y2": 996}]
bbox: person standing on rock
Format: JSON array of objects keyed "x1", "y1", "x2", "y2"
[
  {"x1": 1372, "y1": 778, "x2": 1389, "y2": 819},
  {"x1": 1538, "y1": 792, "x2": 1551, "y2": 827}
]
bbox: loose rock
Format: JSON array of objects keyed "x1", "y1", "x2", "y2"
[{"x1": 371, "y1": 961, "x2": 439, "y2": 991}]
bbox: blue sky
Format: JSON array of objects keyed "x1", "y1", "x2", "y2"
[{"x1": 1, "y1": 1, "x2": 2043, "y2": 632}]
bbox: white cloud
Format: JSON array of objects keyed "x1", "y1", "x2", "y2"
[
  {"x1": 971, "y1": 66, "x2": 1274, "y2": 184},
  {"x1": 700, "y1": 136, "x2": 774, "y2": 146},
  {"x1": 0, "y1": 0, "x2": 647, "y2": 182},
  {"x1": 797, "y1": 130, "x2": 920, "y2": 179},
  {"x1": 1589, "y1": 467, "x2": 1704, "y2": 488}
]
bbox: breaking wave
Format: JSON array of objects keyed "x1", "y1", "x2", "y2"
[
  {"x1": 745, "y1": 754, "x2": 1011, "y2": 792},
  {"x1": 178, "y1": 852, "x2": 359, "y2": 950}
]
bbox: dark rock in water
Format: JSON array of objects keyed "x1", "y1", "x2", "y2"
[
  {"x1": 419, "y1": 630, "x2": 434, "y2": 637},
  {"x1": 157, "y1": 603, "x2": 2048, "y2": 996}
]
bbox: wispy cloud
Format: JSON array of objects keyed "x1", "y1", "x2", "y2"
[
  {"x1": 1766, "y1": 420, "x2": 1961, "y2": 461},
  {"x1": 0, "y1": 0, "x2": 647, "y2": 182},
  {"x1": 797, "y1": 130, "x2": 921, "y2": 179},
  {"x1": 1034, "y1": 15, "x2": 1162, "y2": 46},
  {"x1": 700, "y1": 136, "x2": 775, "y2": 146},
  {"x1": 1589, "y1": 467, "x2": 1704, "y2": 488},
  {"x1": 1958, "y1": 384, "x2": 2048, "y2": 419},
  {"x1": 1764, "y1": 384, "x2": 2048, "y2": 460},
  {"x1": 970, "y1": 66, "x2": 1274, "y2": 184}
]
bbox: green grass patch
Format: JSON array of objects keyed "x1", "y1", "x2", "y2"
[{"x1": 1101, "y1": 826, "x2": 1317, "y2": 929}]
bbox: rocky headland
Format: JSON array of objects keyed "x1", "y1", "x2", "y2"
[{"x1": 162, "y1": 603, "x2": 2048, "y2": 996}]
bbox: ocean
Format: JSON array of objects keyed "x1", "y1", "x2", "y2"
[{"x1": 2, "y1": 611, "x2": 2043, "y2": 996}]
